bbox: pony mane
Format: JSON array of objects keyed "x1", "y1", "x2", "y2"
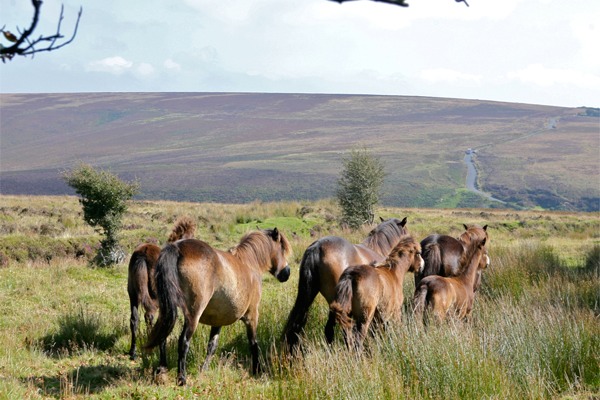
[
  {"x1": 375, "y1": 235, "x2": 419, "y2": 269},
  {"x1": 230, "y1": 229, "x2": 291, "y2": 268},
  {"x1": 458, "y1": 233, "x2": 486, "y2": 270},
  {"x1": 167, "y1": 216, "x2": 196, "y2": 243},
  {"x1": 362, "y1": 218, "x2": 408, "y2": 256}
]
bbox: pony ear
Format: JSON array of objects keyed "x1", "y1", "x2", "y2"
[
  {"x1": 483, "y1": 225, "x2": 488, "y2": 231},
  {"x1": 271, "y1": 227, "x2": 280, "y2": 241},
  {"x1": 463, "y1": 223, "x2": 469, "y2": 230},
  {"x1": 380, "y1": 216, "x2": 385, "y2": 222},
  {"x1": 399, "y1": 217, "x2": 407, "y2": 227}
]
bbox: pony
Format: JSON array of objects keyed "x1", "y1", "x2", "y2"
[
  {"x1": 414, "y1": 224, "x2": 488, "y2": 291},
  {"x1": 413, "y1": 236, "x2": 489, "y2": 324},
  {"x1": 329, "y1": 235, "x2": 424, "y2": 351},
  {"x1": 127, "y1": 216, "x2": 196, "y2": 360},
  {"x1": 145, "y1": 228, "x2": 292, "y2": 386},
  {"x1": 282, "y1": 217, "x2": 409, "y2": 352}
]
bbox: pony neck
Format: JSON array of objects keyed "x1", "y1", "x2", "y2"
[
  {"x1": 230, "y1": 232, "x2": 270, "y2": 273},
  {"x1": 457, "y1": 247, "x2": 483, "y2": 288},
  {"x1": 384, "y1": 252, "x2": 413, "y2": 283}
]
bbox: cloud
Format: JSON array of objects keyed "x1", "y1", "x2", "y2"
[
  {"x1": 87, "y1": 56, "x2": 134, "y2": 75},
  {"x1": 164, "y1": 59, "x2": 181, "y2": 71},
  {"x1": 507, "y1": 64, "x2": 600, "y2": 88}
]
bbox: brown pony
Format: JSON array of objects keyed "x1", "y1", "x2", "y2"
[
  {"x1": 145, "y1": 228, "x2": 292, "y2": 386},
  {"x1": 413, "y1": 236, "x2": 489, "y2": 323},
  {"x1": 127, "y1": 216, "x2": 196, "y2": 360},
  {"x1": 415, "y1": 224, "x2": 488, "y2": 291},
  {"x1": 282, "y1": 217, "x2": 409, "y2": 352},
  {"x1": 329, "y1": 236, "x2": 424, "y2": 351}
]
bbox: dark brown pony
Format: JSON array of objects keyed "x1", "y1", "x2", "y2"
[
  {"x1": 282, "y1": 217, "x2": 408, "y2": 352},
  {"x1": 145, "y1": 228, "x2": 292, "y2": 386},
  {"x1": 329, "y1": 235, "x2": 424, "y2": 351},
  {"x1": 414, "y1": 224, "x2": 488, "y2": 291},
  {"x1": 127, "y1": 216, "x2": 196, "y2": 360},
  {"x1": 413, "y1": 236, "x2": 489, "y2": 323}
]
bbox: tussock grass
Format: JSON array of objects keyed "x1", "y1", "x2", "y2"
[{"x1": 0, "y1": 195, "x2": 598, "y2": 398}]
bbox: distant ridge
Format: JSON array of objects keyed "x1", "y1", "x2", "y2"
[{"x1": 1, "y1": 92, "x2": 598, "y2": 211}]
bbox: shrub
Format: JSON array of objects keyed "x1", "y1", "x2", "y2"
[
  {"x1": 336, "y1": 146, "x2": 385, "y2": 229},
  {"x1": 63, "y1": 163, "x2": 139, "y2": 266}
]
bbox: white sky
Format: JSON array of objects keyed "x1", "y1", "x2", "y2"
[{"x1": 1, "y1": 0, "x2": 599, "y2": 107}]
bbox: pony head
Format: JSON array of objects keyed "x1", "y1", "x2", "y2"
[{"x1": 265, "y1": 227, "x2": 292, "y2": 282}]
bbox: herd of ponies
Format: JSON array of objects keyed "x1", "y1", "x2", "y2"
[{"x1": 127, "y1": 216, "x2": 489, "y2": 386}]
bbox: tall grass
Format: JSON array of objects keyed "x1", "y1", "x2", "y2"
[{"x1": 0, "y1": 195, "x2": 598, "y2": 398}]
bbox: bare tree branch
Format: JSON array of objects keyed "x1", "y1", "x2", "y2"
[
  {"x1": 329, "y1": 0, "x2": 469, "y2": 7},
  {"x1": 1, "y1": 0, "x2": 82, "y2": 63}
]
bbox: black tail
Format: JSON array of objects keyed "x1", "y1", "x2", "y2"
[
  {"x1": 415, "y1": 242, "x2": 442, "y2": 288},
  {"x1": 145, "y1": 243, "x2": 183, "y2": 350},
  {"x1": 282, "y1": 241, "x2": 322, "y2": 352}
]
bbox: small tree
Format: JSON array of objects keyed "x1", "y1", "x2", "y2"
[
  {"x1": 63, "y1": 163, "x2": 139, "y2": 266},
  {"x1": 336, "y1": 146, "x2": 386, "y2": 229}
]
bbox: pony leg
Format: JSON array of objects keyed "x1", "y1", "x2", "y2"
[
  {"x1": 201, "y1": 326, "x2": 222, "y2": 371},
  {"x1": 242, "y1": 315, "x2": 260, "y2": 375},
  {"x1": 324, "y1": 310, "x2": 336, "y2": 344},
  {"x1": 176, "y1": 320, "x2": 196, "y2": 386},
  {"x1": 355, "y1": 309, "x2": 375, "y2": 353},
  {"x1": 129, "y1": 301, "x2": 139, "y2": 360}
]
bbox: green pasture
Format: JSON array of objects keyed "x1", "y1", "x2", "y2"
[{"x1": 0, "y1": 195, "x2": 598, "y2": 399}]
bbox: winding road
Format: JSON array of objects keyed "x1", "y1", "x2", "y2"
[{"x1": 463, "y1": 151, "x2": 506, "y2": 204}]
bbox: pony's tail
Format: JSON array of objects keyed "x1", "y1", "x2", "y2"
[
  {"x1": 415, "y1": 242, "x2": 442, "y2": 288},
  {"x1": 167, "y1": 216, "x2": 196, "y2": 243},
  {"x1": 145, "y1": 243, "x2": 183, "y2": 350},
  {"x1": 282, "y1": 241, "x2": 321, "y2": 352},
  {"x1": 329, "y1": 277, "x2": 354, "y2": 332},
  {"x1": 128, "y1": 251, "x2": 155, "y2": 312}
]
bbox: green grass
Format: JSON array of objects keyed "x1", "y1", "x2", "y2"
[{"x1": 0, "y1": 195, "x2": 599, "y2": 398}]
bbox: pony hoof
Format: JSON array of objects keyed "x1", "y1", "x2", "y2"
[
  {"x1": 129, "y1": 353, "x2": 137, "y2": 361},
  {"x1": 177, "y1": 376, "x2": 187, "y2": 386}
]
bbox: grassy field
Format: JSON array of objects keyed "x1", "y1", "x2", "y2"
[{"x1": 0, "y1": 195, "x2": 598, "y2": 399}]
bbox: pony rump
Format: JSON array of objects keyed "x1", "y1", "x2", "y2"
[
  {"x1": 329, "y1": 279, "x2": 354, "y2": 333},
  {"x1": 130, "y1": 255, "x2": 156, "y2": 311},
  {"x1": 420, "y1": 241, "x2": 442, "y2": 277},
  {"x1": 145, "y1": 243, "x2": 185, "y2": 350}
]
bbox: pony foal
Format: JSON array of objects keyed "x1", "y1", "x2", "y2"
[{"x1": 329, "y1": 235, "x2": 424, "y2": 351}]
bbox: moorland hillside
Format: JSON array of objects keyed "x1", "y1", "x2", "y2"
[{"x1": 1, "y1": 93, "x2": 598, "y2": 211}]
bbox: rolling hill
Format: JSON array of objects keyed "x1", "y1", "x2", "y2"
[{"x1": 0, "y1": 92, "x2": 598, "y2": 211}]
